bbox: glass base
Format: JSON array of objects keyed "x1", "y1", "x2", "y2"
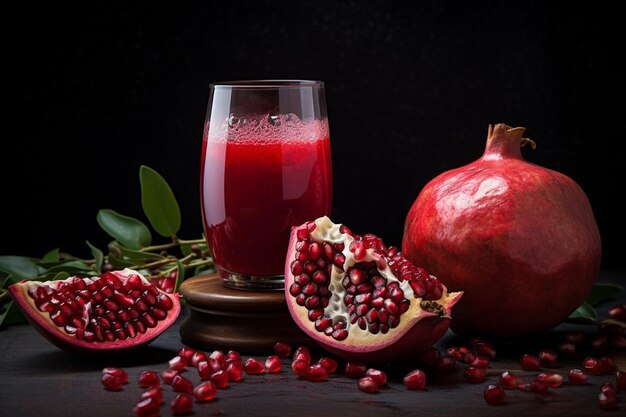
[{"x1": 217, "y1": 267, "x2": 284, "y2": 291}]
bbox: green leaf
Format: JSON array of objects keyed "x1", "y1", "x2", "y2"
[
  {"x1": 0, "y1": 300, "x2": 13, "y2": 327},
  {"x1": 174, "y1": 261, "x2": 185, "y2": 293},
  {"x1": 586, "y1": 283, "x2": 623, "y2": 307},
  {"x1": 0, "y1": 256, "x2": 46, "y2": 280},
  {"x1": 0, "y1": 301, "x2": 26, "y2": 326},
  {"x1": 180, "y1": 242, "x2": 208, "y2": 257},
  {"x1": 97, "y1": 209, "x2": 152, "y2": 250},
  {"x1": 107, "y1": 253, "x2": 135, "y2": 269},
  {"x1": 42, "y1": 248, "x2": 60, "y2": 262},
  {"x1": 140, "y1": 165, "x2": 181, "y2": 237},
  {"x1": 86, "y1": 240, "x2": 104, "y2": 274},
  {"x1": 112, "y1": 243, "x2": 165, "y2": 262},
  {"x1": 568, "y1": 301, "x2": 598, "y2": 323},
  {"x1": 47, "y1": 260, "x2": 94, "y2": 274}
]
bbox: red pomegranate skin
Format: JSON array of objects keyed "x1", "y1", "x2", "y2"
[{"x1": 402, "y1": 124, "x2": 601, "y2": 337}]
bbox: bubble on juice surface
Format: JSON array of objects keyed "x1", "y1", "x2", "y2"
[{"x1": 208, "y1": 113, "x2": 329, "y2": 144}]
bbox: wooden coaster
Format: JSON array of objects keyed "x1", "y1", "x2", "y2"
[{"x1": 178, "y1": 273, "x2": 312, "y2": 353}]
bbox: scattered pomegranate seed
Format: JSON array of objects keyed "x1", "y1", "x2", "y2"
[
  {"x1": 617, "y1": 370, "x2": 626, "y2": 390},
  {"x1": 521, "y1": 354, "x2": 541, "y2": 371},
  {"x1": 226, "y1": 350, "x2": 242, "y2": 364},
  {"x1": 102, "y1": 367, "x2": 129, "y2": 384},
  {"x1": 539, "y1": 350, "x2": 558, "y2": 368},
  {"x1": 191, "y1": 351, "x2": 208, "y2": 367},
  {"x1": 471, "y1": 356, "x2": 490, "y2": 368},
  {"x1": 244, "y1": 358, "x2": 265, "y2": 375},
  {"x1": 197, "y1": 360, "x2": 214, "y2": 380},
  {"x1": 226, "y1": 362, "x2": 244, "y2": 382},
  {"x1": 138, "y1": 370, "x2": 160, "y2": 388},
  {"x1": 565, "y1": 331, "x2": 586, "y2": 346},
  {"x1": 193, "y1": 381, "x2": 216, "y2": 402},
  {"x1": 210, "y1": 370, "x2": 229, "y2": 389},
  {"x1": 558, "y1": 342, "x2": 577, "y2": 358},
  {"x1": 291, "y1": 360, "x2": 309, "y2": 377},
  {"x1": 403, "y1": 369, "x2": 426, "y2": 390},
  {"x1": 536, "y1": 372, "x2": 564, "y2": 388},
  {"x1": 178, "y1": 347, "x2": 195, "y2": 362},
  {"x1": 484, "y1": 384, "x2": 505, "y2": 405},
  {"x1": 500, "y1": 371, "x2": 523, "y2": 390},
  {"x1": 133, "y1": 397, "x2": 160, "y2": 417},
  {"x1": 344, "y1": 362, "x2": 368, "y2": 378},
  {"x1": 170, "y1": 393, "x2": 193, "y2": 415},
  {"x1": 365, "y1": 368, "x2": 387, "y2": 386},
  {"x1": 598, "y1": 391, "x2": 618, "y2": 410},
  {"x1": 306, "y1": 364, "x2": 328, "y2": 382},
  {"x1": 583, "y1": 356, "x2": 605, "y2": 375},
  {"x1": 446, "y1": 347, "x2": 463, "y2": 360},
  {"x1": 475, "y1": 341, "x2": 497, "y2": 360},
  {"x1": 358, "y1": 376, "x2": 379, "y2": 393},
  {"x1": 438, "y1": 356, "x2": 456, "y2": 371},
  {"x1": 529, "y1": 380, "x2": 549, "y2": 395},
  {"x1": 265, "y1": 355, "x2": 282, "y2": 373},
  {"x1": 464, "y1": 366, "x2": 487, "y2": 383},
  {"x1": 568, "y1": 369, "x2": 589, "y2": 385},
  {"x1": 611, "y1": 334, "x2": 626, "y2": 350},
  {"x1": 140, "y1": 387, "x2": 163, "y2": 405},
  {"x1": 590, "y1": 335, "x2": 609, "y2": 351},
  {"x1": 171, "y1": 375, "x2": 194, "y2": 394},
  {"x1": 101, "y1": 373, "x2": 124, "y2": 391},
  {"x1": 160, "y1": 369, "x2": 179, "y2": 385},
  {"x1": 293, "y1": 346, "x2": 311, "y2": 364},
  {"x1": 274, "y1": 342, "x2": 292, "y2": 358},
  {"x1": 317, "y1": 357, "x2": 338, "y2": 374},
  {"x1": 210, "y1": 350, "x2": 226, "y2": 367},
  {"x1": 607, "y1": 305, "x2": 626, "y2": 321},
  {"x1": 168, "y1": 356, "x2": 188, "y2": 371},
  {"x1": 600, "y1": 382, "x2": 617, "y2": 395}
]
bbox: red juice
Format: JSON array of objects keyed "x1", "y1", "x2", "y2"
[{"x1": 201, "y1": 117, "x2": 332, "y2": 276}]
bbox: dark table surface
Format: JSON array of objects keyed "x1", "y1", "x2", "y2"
[{"x1": 1, "y1": 271, "x2": 625, "y2": 417}]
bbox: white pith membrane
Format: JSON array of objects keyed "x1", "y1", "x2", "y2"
[
  {"x1": 286, "y1": 217, "x2": 462, "y2": 352},
  {"x1": 9, "y1": 268, "x2": 178, "y2": 347}
]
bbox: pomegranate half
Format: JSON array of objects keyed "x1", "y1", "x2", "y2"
[
  {"x1": 402, "y1": 124, "x2": 601, "y2": 337},
  {"x1": 8, "y1": 268, "x2": 180, "y2": 354},
  {"x1": 285, "y1": 216, "x2": 462, "y2": 362}
]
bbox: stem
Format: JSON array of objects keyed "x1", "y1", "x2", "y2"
[
  {"x1": 131, "y1": 256, "x2": 178, "y2": 270},
  {"x1": 140, "y1": 237, "x2": 206, "y2": 253},
  {"x1": 177, "y1": 238, "x2": 207, "y2": 245},
  {"x1": 186, "y1": 259, "x2": 214, "y2": 269},
  {"x1": 0, "y1": 289, "x2": 9, "y2": 303}
]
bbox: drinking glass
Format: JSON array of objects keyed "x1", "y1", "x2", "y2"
[{"x1": 201, "y1": 80, "x2": 332, "y2": 290}]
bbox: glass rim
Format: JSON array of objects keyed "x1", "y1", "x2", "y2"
[{"x1": 211, "y1": 79, "x2": 324, "y2": 89}]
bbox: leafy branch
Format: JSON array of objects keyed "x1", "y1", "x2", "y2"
[{"x1": 0, "y1": 165, "x2": 213, "y2": 327}]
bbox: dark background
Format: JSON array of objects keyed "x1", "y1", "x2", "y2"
[{"x1": 3, "y1": 1, "x2": 624, "y2": 269}]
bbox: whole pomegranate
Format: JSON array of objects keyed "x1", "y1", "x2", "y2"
[
  {"x1": 402, "y1": 124, "x2": 601, "y2": 337},
  {"x1": 285, "y1": 216, "x2": 462, "y2": 362}
]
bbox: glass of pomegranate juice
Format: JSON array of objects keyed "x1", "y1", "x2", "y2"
[{"x1": 201, "y1": 80, "x2": 332, "y2": 290}]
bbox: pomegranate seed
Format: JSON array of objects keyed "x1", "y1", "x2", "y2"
[
  {"x1": 291, "y1": 360, "x2": 309, "y2": 377},
  {"x1": 244, "y1": 358, "x2": 265, "y2": 375},
  {"x1": 226, "y1": 362, "x2": 244, "y2": 382},
  {"x1": 611, "y1": 335, "x2": 626, "y2": 350},
  {"x1": 600, "y1": 357, "x2": 616, "y2": 373},
  {"x1": 171, "y1": 375, "x2": 194, "y2": 394},
  {"x1": 565, "y1": 331, "x2": 586, "y2": 346},
  {"x1": 178, "y1": 347, "x2": 195, "y2": 362},
  {"x1": 191, "y1": 351, "x2": 208, "y2": 367},
  {"x1": 446, "y1": 347, "x2": 463, "y2": 360},
  {"x1": 617, "y1": 370, "x2": 626, "y2": 390},
  {"x1": 464, "y1": 366, "x2": 487, "y2": 383},
  {"x1": 138, "y1": 370, "x2": 160, "y2": 388},
  {"x1": 529, "y1": 380, "x2": 549, "y2": 395},
  {"x1": 358, "y1": 376, "x2": 379, "y2": 393},
  {"x1": 568, "y1": 369, "x2": 588, "y2": 385},
  {"x1": 475, "y1": 341, "x2": 497, "y2": 359},
  {"x1": 293, "y1": 346, "x2": 311, "y2": 364},
  {"x1": 583, "y1": 356, "x2": 605, "y2": 375},
  {"x1": 484, "y1": 384, "x2": 505, "y2": 405},
  {"x1": 365, "y1": 368, "x2": 387, "y2": 386},
  {"x1": 226, "y1": 350, "x2": 242, "y2": 364},
  {"x1": 140, "y1": 387, "x2": 164, "y2": 405},
  {"x1": 600, "y1": 382, "x2": 617, "y2": 394},
  {"x1": 197, "y1": 359, "x2": 221, "y2": 379},
  {"x1": 598, "y1": 391, "x2": 618, "y2": 410},
  {"x1": 306, "y1": 364, "x2": 328, "y2": 382},
  {"x1": 590, "y1": 335, "x2": 609, "y2": 351},
  {"x1": 168, "y1": 356, "x2": 188, "y2": 371},
  {"x1": 101, "y1": 373, "x2": 124, "y2": 391},
  {"x1": 344, "y1": 362, "x2": 368, "y2": 378},
  {"x1": 471, "y1": 356, "x2": 490, "y2": 368},
  {"x1": 558, "y1": 342, "x2": 577, "y2": 357},
  {"x1": 193, "y1": 381, "x2": 216, "y2": 402},
  {"x1": 133, "y1": 397, "x2": 160, "y2": 417},
  {"x1": 500, "y1": 371, "x2": 523, "y2": 390},
  {"x1": 273, "y1": 342, "x2": 292, "y2": 358},
  {"x1": 210, "y1": 370, "x2": 229, "y2": 389},
  {"x1": 608, "y1": 305, "x2": 626, "y2": 321},
  {"x1": 102, "y1": 367, "x2": 128, "y2": 384},
  {"x1": 161, "y1": 369, "x2": 179, "y2": 385},
  {"x1": 209, "y1": 350, "x2": 226, "y2": 367},
  {"x1": 438, "y1": 356, "x2": 456, "y2": 371},
  {"x1": 403, "y1": 369, "x2": 426, "y2": 390},
  {"x1": 536, "y1": 372, "x2": 563, "y2": 388},
  {"x1": 521, "y1": 354, "x2": 541, "y2": 371},
  {"x1": 265, "y1": 355, "x2": 282, "y2": 373},
  {"x1": 317, "y1": 357, "x2": 338, "y2": 373},
  {"x1": 170, "y1": 393, "x2": 193, "y2": 415},
  {"x1": 539, "y1": 350, "x2": 558, "y2": 368}
]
